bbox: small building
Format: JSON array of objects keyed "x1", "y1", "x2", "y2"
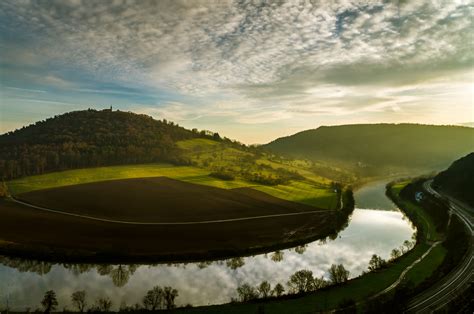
[{"x1": 415, "y1": 191, "x2": 424, "y2": 202}]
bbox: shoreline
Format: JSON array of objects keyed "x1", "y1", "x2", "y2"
[{"x1": 0, "y1": 190, "x2": 355, "y2": 265}]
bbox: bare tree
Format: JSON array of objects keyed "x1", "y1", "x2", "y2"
[
  {"x1": 368, "y1": 254, "x2": 386, "y2": 271},
  {"x1": 391, "y1": 248, "x2": 401, "y2": 260},
  {"x1": 94, "y1": 297, "x2": 112, "y2": 312},
  {"x1": 258, "y1": 281, "x2": 271, "y2": 298},
  {"x1": 41, "y1": 290, "x2": 58, "y2": 314},
  {"x1": 71, "y1": 290, "x2": 87, "y2": 312},
  {"x1": 272, "y1": 283, "x2": 285, "y2": 297},
  {"x1": 143, "y1": 286, "x2": 164, "y2": 310},
  {"x1": 328, "y1": 264, "x2": 350, "y2": 284},
  {"x1": 163, "y1": 287, "x2": 178, "y2": 310},
  {"x1": 287, "y1": 270, "x2": 315, "y2": 293},
  {"x1": 236, "y1": 284, "x2": 258, "y2": 302}
]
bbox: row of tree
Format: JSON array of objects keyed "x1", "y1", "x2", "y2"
[
  {"x1": 37, "y1": 285, "x2": 179, "y2": 313},
  {"x1": 236, "y1": 243, "x2": 418, "y2": 304},
  {"x1": 235, "y1": 263, "x2": 350, "y2": 302}
]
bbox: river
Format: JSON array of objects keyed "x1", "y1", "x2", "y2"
[{"x1": 0, "y1": 180, "x2": 415, "y2": 310}]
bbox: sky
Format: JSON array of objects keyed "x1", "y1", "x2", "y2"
[{"x1": 0, "y1": 0, "x2": 473, "y2": 144}]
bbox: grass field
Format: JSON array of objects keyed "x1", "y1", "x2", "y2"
[
  {"x1": 2, "y1": 156, "x2": 341, "y2": 262},
  {"x1": 7, "y1": 163, "x2": 339, "y2": 210},
  {"x1": 403, "y1": 244, "x2": 447, "y2": 286}
]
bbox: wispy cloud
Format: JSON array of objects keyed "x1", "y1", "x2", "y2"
[
  {"x1": 0, "y1": 0, "x2": 472, "y2": 142},
  {"x1": 3, "y1": 86, "x2": 47, "y2": 93}
]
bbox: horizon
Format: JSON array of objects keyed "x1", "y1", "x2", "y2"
[
  {"x1": 2, "y1": 107, "x2": 474, "y2": 145},
  {"x1": 1, "y1": 0, "x2": 473, "y2": 143}
]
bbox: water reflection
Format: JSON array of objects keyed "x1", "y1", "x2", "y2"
[
  {"x1": 226, "y1": 257, "x2": 245, "y2": 270},
  {"x1": 270, "y1": 250, "x2": 284, "y2": 262},
  {"x1": 0, "y1": 181, "x2": 415, "y2": 310},
  {"x1": 293, "y1": 245, "x2": 307, "y2": 254}
]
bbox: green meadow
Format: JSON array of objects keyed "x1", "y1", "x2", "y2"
[{"x1": 7, "y1": 162, "x2": 338, "y2": 210}]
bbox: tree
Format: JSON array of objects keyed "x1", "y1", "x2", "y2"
[
  {"x1": 41, "y1": 290, "x2": 58, "y2": 314},
  {"x1": 236, "y1": 283, "x2": 258, "y2": 302},
  {"x1": 403, "y1": 240, "x2": 414, "y2": 252},
  {"x1": 94, "y1": 297, "x2": 112, "y2": 312},
  {"x1": 71, "y1": 290, "x2": 87, "y2": 312},
  {"x1": 110, "y1": 265, "x2": 132, "y2": 287},
  {"x1": 329, "y1": 264, "x2": 350, "y2": 284},
  {"x1": 390, "y1": 248, "x2": 401, "y2": 260},
  {"x1": 368, "y1": 254, "x2": 386, "y2": 271},
  {"x1": 272, "y1": 283, "x2": 285, "y2": 297},
  {"x1": 258, "y1": 281, "x2": 271, "y2": 298},
  {"x1": 143, "y1": 286, "x2": 164, "y2": 310},
  {"x1": 287, "y1": 270, "x2": 315, "y2": 293},
  {"x1": 271, "y1": 250, "x2": 284, "y2": 262},
  {"x1": 294, "y1": 245, "x2": 307, "y2": 254},
  {"x1": 226, "y1": 257, "x2": 245, "y2": 269},
  {"x1": 163, "y1": 286, "x2": 178, "y2": 310},
  {"x1": 313, "y1": 276, "x2": 329, "y2": 290}
]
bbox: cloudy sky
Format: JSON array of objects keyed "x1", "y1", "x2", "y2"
[{"x1": 0, "y1": 0, "x2": 473, "y2": 143}]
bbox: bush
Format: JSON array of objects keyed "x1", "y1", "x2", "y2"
[{"x1": 209, "y1": 171, "x2": 235, "y2": 181}]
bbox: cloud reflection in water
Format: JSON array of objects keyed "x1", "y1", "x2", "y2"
[{"x1": 0, "y1": 208, "x2": 414, "y2": 310}]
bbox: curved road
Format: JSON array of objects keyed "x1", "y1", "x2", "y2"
[
  {"x1": 406, "y1": 180, "x2": 473, "y2": 313},
  {"x1": 10, "y1": 197, "x2": 328, "y2": 225}
]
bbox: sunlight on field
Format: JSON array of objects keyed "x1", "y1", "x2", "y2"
[
  {"x1": 391, "y1": 181, "x2": 409, "y2": 196},
  {"x1": 256, "y1": 181, "x2": 337, "y2": 209},
  {"x1": 7, "y1": 163, "x2": 338, "y2": 210},
  {"x1": 178, "y1": 138, "x2": 332, "y2": 184}
]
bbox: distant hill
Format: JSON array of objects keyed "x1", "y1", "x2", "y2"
[
  {"x1": 0, "y1": 109, "x2": 217, "y2": 180},
  {"x1": 265, "y1": 124, "x2": 474, "y2": 177},
  {"x1": 433, "y1": 152, "x2": 474, "y2": 207}
]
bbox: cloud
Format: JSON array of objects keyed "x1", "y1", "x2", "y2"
[
  {"x1": 0, "y1": 0, "x2": 472, "y2": 142},
  {"x1": 41, "y1": 75, "x2": 77, "y2": 89},
  {"x1": 3, "y1": 86, "x2": 46, "y2": 93},
  {"x1": 2, "y1": 1, "x2": 471, "y2": 93}
]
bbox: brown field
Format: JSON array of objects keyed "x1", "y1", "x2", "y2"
[
  {"x1": 17, "y1": 177, "x2": 322, "y2": 222},
  {"x1": 0, "y1": 177, "x2": 339, "y2": 263}
]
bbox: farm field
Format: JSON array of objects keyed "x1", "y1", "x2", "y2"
[
  {"x1": 0, "y1": 194, "x2": 336, "y2": 263},
  {"x1": 17, "y1": 177, "x2": 324, "y2": 222},
  {"x1": 7, "y1": 162, "x2": 339, "y2": 210},
  {"x1": 2, "y1": 161, "x2": 342, "y2": 262}
]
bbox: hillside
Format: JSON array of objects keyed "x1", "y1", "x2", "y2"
[
  {"x1": 433, "y1": 152, "x2": 474, "y2": 207},
  {"x1": 0, "y1": 109, "x2": 353, "y2": 187},
  {"x1": 265, "y1": 124, "x2": 474, "y2": 177},
  {"x1": 0, "y1": 109, "x2": 210, "y2": 180}
]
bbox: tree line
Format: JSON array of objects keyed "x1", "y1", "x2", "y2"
[
  {"x1": 33, "y1": 285, "x2": 180, "y2": 313},
  {"x1": 235, "y1": 241, "x2": 418, "y2": 304},
  {"x1": 235, "y1": 263, "x2": 350, "y2": 302}
]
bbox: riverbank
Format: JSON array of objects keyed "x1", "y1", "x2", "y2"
[
  {"x1": 1, "y1": 178, "x2": 420, "y2": 311},
  {"x1": 158, "y1": 179, "x2": 451, "y2": 313},
  {"x1": 0, "y1": 188, "x2": 354, "y2": 265}
]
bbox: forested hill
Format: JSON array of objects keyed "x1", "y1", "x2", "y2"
[
  {"x1": 433, "y1": 152, "x2": 474, "y2": 207},
  {"x1": 0, "y1": 109, "x2": 217, "y2": 180},
  {"x1": 265, "y1": 124, "x2": 474, "y2": 177}
]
